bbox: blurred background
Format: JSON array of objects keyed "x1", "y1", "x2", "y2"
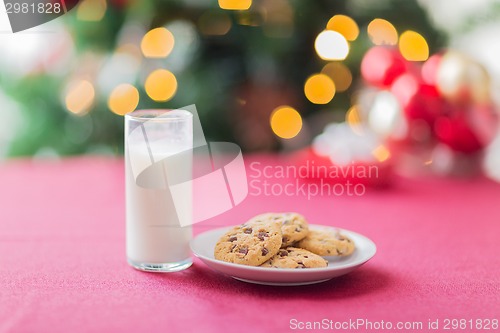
[{"x1": 1, "y1": 0, "x2": 500, "y2": 181}]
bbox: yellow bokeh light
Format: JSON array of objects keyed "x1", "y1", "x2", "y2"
[
  {"x1": 326, "y1": 15, "x2": 359, "y2": 41},
  {"x1": 77, "y1": 0, "x2": 107, "y2": 21},
  {"x1": 367, "y1": 19, "x2": 398, "y2": 45},
  {"x1": 108, "y1": 84, "x2": 139, "y2": 116},
  {"x1": 198, "y1": 11, "x2": 232, "y2": 35},
  {"x1": 65, "y1": 80, "x2": 95, "y2": 115},
  {"x1": 270, "y1": 106, "x2": 303, "y2": 139},
  {"x1": 321, "y1": 62, "x2": 352, "y2": 92},
  {"x1": 372, "y1": 145, "x2": 391, "y2": 162},
  {"x1": 141, "y1": 28, "x2": 175, "y2": 58},
  {"x1": 145, "y1": 69, "x2": 178, "y2": 102},
  {"x1": 346, "y1": 105, "x2": 361, "y2": 126},
  {"x1": 314, "y1": 30, "x2": 349, "y2": 61},
  {"x1": 346, "y1": 105, "x2": 364, "y2": 135},
  {"x1": 399, "y1": 31, "x2": 429, "y2": 61},
  {"x1": 304, "y1": 74, "x2": 336, "y2": 104},
  {"x1": 218, "y1": 0, "x2": 252, "y2": 10}
]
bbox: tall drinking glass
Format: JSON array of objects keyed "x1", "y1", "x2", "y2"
[{"x1": 125, "y1": 109, "x2": 193, "y2": 272}]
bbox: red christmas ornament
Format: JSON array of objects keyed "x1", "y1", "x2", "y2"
[
  {"x1": 391, "y1": 73, "x2": 443, "y2": 125},
  {"x1": 434, "y1": 112, "x2": 483, "y2": 153},
  {"x1": 435, "y1": 103, "x2": 498, "y2": 153},
  {"x1": 361, "y1": 46, "x2": 498, "y2": 157},
  {"x1": 361, "y1": 47, "x2": 407, "y2": 88}
]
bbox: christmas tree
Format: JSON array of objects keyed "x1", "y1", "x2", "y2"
[{"x1": 0, "y1": 0, "x2": 445, "y2": 157}]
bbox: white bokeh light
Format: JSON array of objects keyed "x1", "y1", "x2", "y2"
[{"x1": 314, "y1": 30, "x2": 349, "y2": 61}]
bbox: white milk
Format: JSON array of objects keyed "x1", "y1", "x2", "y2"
[{"x1": 125, "y1": 146, "x2": 192, "y2": 265}]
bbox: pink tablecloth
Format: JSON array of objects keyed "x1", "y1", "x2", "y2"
[{"x1": 0, "y1": 157, "x2": 499, "y2": 333}]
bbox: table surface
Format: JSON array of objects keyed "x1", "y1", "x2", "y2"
[{"x1": 1, "y1": 157, "x2": 499, "y2": 333}]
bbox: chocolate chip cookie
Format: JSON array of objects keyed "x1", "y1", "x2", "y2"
[
  {"x1": 251, "y1": 212, "x2": 309, "y2": 248},
  {"x1": 297, "y1": 229, "x2": 355, "y2": 256},
  {"x1": 260, "y1": 247, "x2": 328, "y2": 269},
  {"x1": 214, "y1": 220, "x2": 282, "y2": 266}
]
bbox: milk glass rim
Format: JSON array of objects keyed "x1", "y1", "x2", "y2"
[{"x1": 125, "y1": 109, "x2": 193, "y2": 123}]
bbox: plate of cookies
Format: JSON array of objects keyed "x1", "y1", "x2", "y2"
[{"x1": 190, "y1": 213, "x2": 376, "y2": 286}]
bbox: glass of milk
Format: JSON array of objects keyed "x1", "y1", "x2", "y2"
[{"x1": 125, "y1": 109, "x2": 193, "y2": 272}]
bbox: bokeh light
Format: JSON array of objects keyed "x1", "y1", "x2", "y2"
[
  {"x1": 218, "y1": 0, "x2": 252, "y2": 10},
  {"x1": 65, "y1": 80, "x2": 95, "y2": 115},
  {"x1": 372, "y1": 145, "x2": 391, "y2": 162},
  {"x1": 314, "y1": 30, "x2": 349, "y2": 61},
  {"x1": 108, "y1": 84, "x2": 139, "y2": 115},
  {"x1": 326, "y1": 15, "x2": 359, "y2": 41},
  {"x1": 270, "y1": 106, "x2": 302, "y2": 139},
  {"x1": 304, "y1": 74, "x2": 336, "y2": 104},
  {"x1": 346, "y1": 105, "x2": 361, "y2": 126},
  {"x1": 198, "y1": 11, "x2": 232, "y2": 36},
  {"x1": 321, "y1": 62, "x2": 352, "y2": 92},
  {"x1": 368, "y1": 91, "x2": 407, "y2": 139},
  {"x1": 141, "y1": 28, "x2": 175, "y2": 58},
  {"x1": 422, "y1": 54, "x2": 442, "y2": 86},
  {"x1": 361, "y1": 47, "x2": 407, "y2": 87},
  {"x1": 145, "y1": 69, "x2": 178, "y2": 102},
  {"x1": 391, "y1": 73, "x2": 419, "y2": 107},
  {"x1": 436, "y1": 51, "x2": 491, "y2": 104},
  {"x1": 399, "y1": 31, "x2": 429, "y2": 61},
  {"x1": 367, "y1": 19, "x2": 398, "y2": 45},
  {"x1": 346, "y1": 105, "x2": 364, "y2": 136},
  {"x1": 77, "y1": 0, "x2": 107, "y2": 21}
]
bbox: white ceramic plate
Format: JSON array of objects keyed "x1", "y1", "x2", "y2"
[{"x1": 190, "y1": 225, "x2": 376, "y2": 286}]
